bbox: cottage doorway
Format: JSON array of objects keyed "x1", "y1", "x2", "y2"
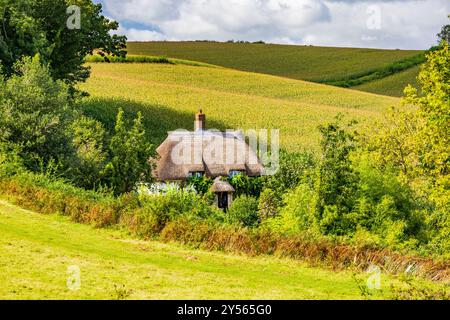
[
  {"x1": 211, "y1": 177, "x2": 234, "y2": 211},
  {"x1": 218, "y1": 192, "x2": 228, "y2": 211}
]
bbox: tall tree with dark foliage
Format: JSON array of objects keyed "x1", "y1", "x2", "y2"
[
  {"x1": 438, "y1": 15, "x2": 450, "y2": 44},
  {"x1": 0, "y1": 0, "x2": 126, "y2": 86}
]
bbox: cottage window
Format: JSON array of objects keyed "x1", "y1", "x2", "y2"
[
  {"x1": 229, "y1": 170, "x2": 244, "y2": 178},
  {"x1": 188, "y1": 171, "x2": 204, "y2": 178}
]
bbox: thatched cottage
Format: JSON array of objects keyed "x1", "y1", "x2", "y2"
[{"x1": 154, "y1": 110, "x2": 264, "y2": 210}]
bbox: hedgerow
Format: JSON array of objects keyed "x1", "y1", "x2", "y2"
[
  {"x1": 84, "y1": 54, "x2": 218, "y2": 68},
  {"x1": 318, "y1": 53, "x2": 426, "y2": 87},
  {"x1": 0, "y1": 171, "x2": 448, "y2": 283}
]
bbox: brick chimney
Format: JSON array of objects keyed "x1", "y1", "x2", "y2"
[{"x1": 195, "y1": 109, "x2": 205, "y2": 131}]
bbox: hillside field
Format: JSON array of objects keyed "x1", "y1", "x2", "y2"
[
  {"x1": 80, "y1": 62, "x2": 398, "y2": 152},
  {"x1": 0, "y1": 199, "x2": 394, "y2": 299},
  {"x1": 355, "y1": 65, "x2": 421, "y2": 97},
  {"x1": 126, "y1": 41, "x2": 422, "y2": 96}
]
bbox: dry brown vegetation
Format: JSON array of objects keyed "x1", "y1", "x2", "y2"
[{"x1": 161, "y1": 218, "x2": 450, "y2": 283}]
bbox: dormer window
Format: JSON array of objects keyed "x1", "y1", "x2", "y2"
[
  {"x1": 229, "y1": 170, "x2": 245, "y2": 178},
  {"x1": 188, "y1": 171, "x2": 204, "y2": 178}
]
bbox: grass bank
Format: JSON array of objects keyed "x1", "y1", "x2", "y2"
[
  {"x1": 0, "y1": 199, "x2": 392, "y2": 299},
  {"x1": 0, "y1": 173, "x2": 448, "y2": 285}
]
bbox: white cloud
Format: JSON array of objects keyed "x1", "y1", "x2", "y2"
[
  {"x1": 104, "y1": 0, "x2": 182, "y2": 23},
  {"x1": 117, "y1": 27, "x2": 167, "y2": 41},
  {"x1": 101, "y1": 0, "x2": 450, "y2": 49}
]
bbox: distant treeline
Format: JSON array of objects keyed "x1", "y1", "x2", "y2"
[
  {"x1": 85, "y1": 54, "x2": 218, "y2": 68},
  {"x1": 86, "y1": 55, "x2": 173, "y2": 64}
]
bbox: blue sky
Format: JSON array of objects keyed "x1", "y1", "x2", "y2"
[{"x1": 94, "y1": 0, "x2": 449, "y2": 49}]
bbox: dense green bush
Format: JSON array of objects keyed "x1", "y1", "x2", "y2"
[
  {"x1": 187, "y1": 175, "x2": 213, "y2": 194},
  {"x1": 350, "y1": 155, "x2": 426, "y2": 248},
  {"x1": 426, "y1": 176, "x2": 450, "y2": 257},
  {"x1": 0, "y1": 143, "x2": 25, "y2": 178},
  {"x1": 0, "y1": 55, "x2": 76, "y2": 172},
  {"x1": 227, "y1": 195, "x2": 259, "y2": 228},
  {"x1": 263, "y1": 184, "x2": 318, "y2": 236},
  {"x1": 68, "y1": 116, "x2": 108, "y2": 189},
  {"x1": 258, "y1": 188, "x2": 282, "y2": 221},
  {"x1": 365, "y1": 43, "x2": 450, "y2": 256},
  {"x1": 261, "y1": 120, "x2": 428, "y2": 250},
  {"x1": 262, "y1": 150, "x2": 316, "y2": 194},
  {"x1": 125, "y1": 187, "x2": 222, "y2": 237},
  {"x1": 228, "y1": 173, "x2": 263, "y2": 197}
]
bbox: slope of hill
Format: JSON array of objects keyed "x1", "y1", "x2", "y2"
[
  {"x1": 80, "y1": 63, "x2": 399, "y2": 152},
  {"x1": 355, "y1": 65, "x2": 420, "y2": 97},
  {"x1": 126, "y1": 41, "x2": 423, "y2": 96},
  {"x1": 0, "y1": 199, "x2": 393, "y2": 299}
]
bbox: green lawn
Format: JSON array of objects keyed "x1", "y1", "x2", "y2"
[
  {"x1": 127, "y1": 42, "x2": 421, "y2": 84},
  {"x1": 0, "y1": 199, "x2": 396, "y2": 300},
  {"x1": 80, "y1": 62, "x2": 398, "y2": 152}
]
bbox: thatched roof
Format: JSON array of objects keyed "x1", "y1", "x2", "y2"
[
  {"x1": 154, "y1": 129, "x2": 265, "y2": 181},
  {"x1": 210, "y1": 177, "x2": 235, "y2": 193}
]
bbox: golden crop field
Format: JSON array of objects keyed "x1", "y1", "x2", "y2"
[{"x1": 80, "y1": 62, "x2": 399, "y2": 152}]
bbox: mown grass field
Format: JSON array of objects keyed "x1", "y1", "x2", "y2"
[
  {"x1": 355, "y1": 65, "x2": 420, "y2": 97},
  {"x1": 127, "y1": 42, "x2": 422, "y2": 84},
  {"x1": 0, "y1": 199, "x2": 396, "y2": 299},
  {"x1": 80, "y1": 62, "x2": 398, "y2": 152}
]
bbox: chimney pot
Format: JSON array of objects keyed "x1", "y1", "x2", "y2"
[{"x1": 195, "y1": 110, "x2": 205, "y2": 131}]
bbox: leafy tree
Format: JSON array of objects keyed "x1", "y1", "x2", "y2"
[
  {"x1": 437, "y1": 15, "x2": 450, "y2": 44},
  {"x1": 368, "y1": 107, "x2": 420, "y2": 180},
  {"x1": 69, "y1": 116, "x2": 108, "y2": 189},
  {"x1": 403, "y1": 41, "x2": 450, "y2": 179},
  {"x1": 352, "y1": 153, "x2": 426, "y2": 245},
  {"x1": 103, "y1": 109, "x2": 155, "y2": 195},
  {"x1": 368, "y1": 42, "x2": 450, "y2": 253},
  {"x1": 262, "y1": 150, "x2": 316, "y2": 195},
  {"x1": 0, "y1": 55, "x2": 75, "y2": 171},
  {"x1": 404, "y1": 42, "x2": 450, "y2": 254},
  {"x1": 0, "y1": 0, "x2": 126, "y2": 86},
  {"x1": 315, "y1": 116, "x2": 358, "y2": 218}
]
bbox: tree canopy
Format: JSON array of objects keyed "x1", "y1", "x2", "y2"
[
  {"x1": 0, "y1": 55, "x2": 75, "y2": 171},
  {"x1": 438, "y1": 15, "x2": 450, "y2": 44},
  {"x1": 0, "y1": 0, "x2": 126, "y2": 85}
]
